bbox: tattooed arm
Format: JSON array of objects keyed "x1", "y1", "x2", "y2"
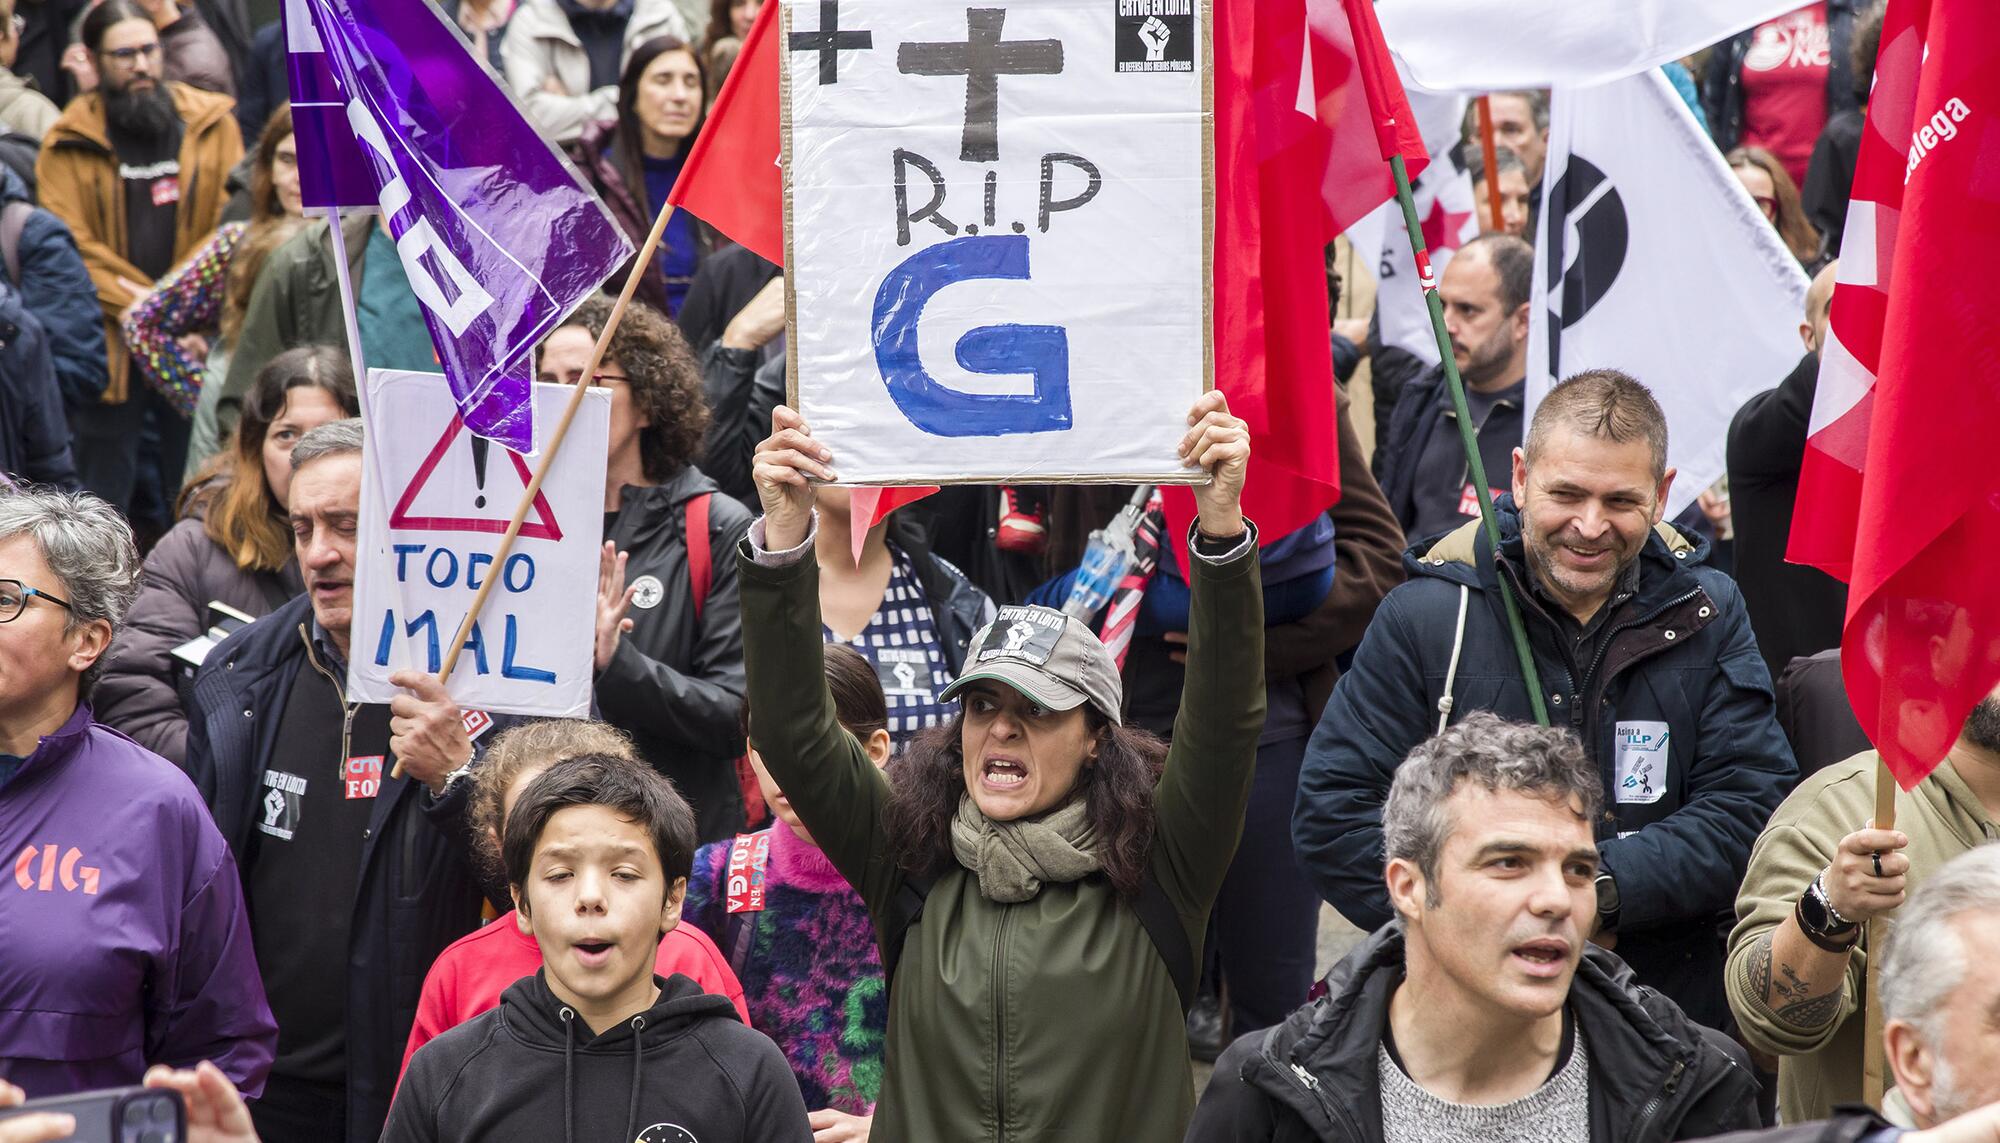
[
  {"x1": 1726, "y1": 767, "x2": 1914, "y2": 1058},
  {"x1": 1745, "y1": 826, "x2": 1910, "y2": 1030},
  {"x1": 1742, "y1": 913, "x2": 1859, "y2": 1031}
]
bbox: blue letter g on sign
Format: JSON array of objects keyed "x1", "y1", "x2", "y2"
[{"x1": 871, "y1": 234, "x2": 1071, "y2": 437}]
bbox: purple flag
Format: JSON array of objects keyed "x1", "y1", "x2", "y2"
[
  {"x1": 286, "y1": 0, "x2": 634, "y2": 453},
  {"x1": 283, "y1": 0, "x2": 374, "y2": 209}
]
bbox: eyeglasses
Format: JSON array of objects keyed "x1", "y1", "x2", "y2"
[
  {"x1": 102, "y1": 42, "x2": 162, "y2": 67},
  {"x1": 0, "y1": 578, "x2": 74, "y2": 625},
  {"x1": 588, "y1": 372, "x2": 631, "y2": 385}
]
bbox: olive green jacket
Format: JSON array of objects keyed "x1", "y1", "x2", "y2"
[
  {"x1": 1725, "y1": 751, "x2": 1999, "y2": 1122},
  {"x1": 736, "y1": 522, "x2": 1266, "y2": 1142}
]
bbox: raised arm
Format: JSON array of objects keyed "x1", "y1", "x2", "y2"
[
  {"x1": 736, "y1": 407, "x2": 900, "y2": 906},
  {"x1": 1150, "y1": 393, "x2": 1266, "y2": 912}
]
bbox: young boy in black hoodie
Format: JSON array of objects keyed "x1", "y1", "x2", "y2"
[{"x1": 382, "y1": 754, "x2": 812, "y2": 1143}]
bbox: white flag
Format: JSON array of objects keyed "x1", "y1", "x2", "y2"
[
  {"x1": 1526, "y1": 70, "x2": 1808, "y2": 520},
  {"x1": 1348, "y1": 86, "x2": 1474, "y2": 369},
  {"x1": 1379, "y1": 0, "x2": 1803, "y2": 93}
]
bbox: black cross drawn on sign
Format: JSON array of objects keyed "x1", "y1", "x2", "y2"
[
  {"x1": 898, "y1": 8, "x2": 1062, "y2": 163},
  {"x1": 789, "y1": 0, "x2": 874, "y2": 85}
]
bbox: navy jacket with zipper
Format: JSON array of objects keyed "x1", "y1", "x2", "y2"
[
  {"x1": 1186, "y1": 922, "x2": 1761, "y2": 1143},
  {"x1": 383, "y1": 971, "x2": 811, "y2": 1143},
  {"x1": 1294, "y1": 499, "x2": 1795, "y2": 1030},
  {"x1": 1372, "y1": 362, "x2": 1522, "y2": 544},
  {"x1": 186, "y1": 594, "x2": 490, "y2": 1143}
]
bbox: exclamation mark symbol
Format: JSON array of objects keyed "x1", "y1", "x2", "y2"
[{"x1": 470, "y1": 436, "x2": 489, "y2": 509}]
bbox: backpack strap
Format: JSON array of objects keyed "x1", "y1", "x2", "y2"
[
  {"x1": 879, "y1": 866, "x2": 1198, "y2": 1014},
  {"x1": 0, "y1": 200, "x2": 32, "y2": 287},
  {"x1": 720, "y1": 832, "x2": 773, "y2": 979},
  {"x1": 685, "y1": 492, "x2": 712, "y2": 623}
]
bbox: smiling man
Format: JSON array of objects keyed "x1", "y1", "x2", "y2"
[
  {"x1": 185, "y1": 419, "x2": 493, "y2": 1143},
  {"x1": 1192, "y1": 714, "x2": 1758, "y2": 1142},
  {"x1": 1296, "y1": 369, "x2": 1796, "y2": 1032}
]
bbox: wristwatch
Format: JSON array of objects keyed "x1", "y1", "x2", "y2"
[
  {"x1": 1796, "y1": 870, "x2": 1861, "y2": 952},
  {"x1": 1594, "y1": 870, "x2": 1621, "y2": 936},
  {"x1": 436, "y1": 760, "x2": 477, "y2": 796}
]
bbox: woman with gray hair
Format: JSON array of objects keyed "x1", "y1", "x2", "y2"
[{"x1": 0, "y1": 486, "x2": 276, "y2": 1099}]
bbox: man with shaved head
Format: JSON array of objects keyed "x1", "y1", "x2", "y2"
[{"x1": 1727, "y1": 260, "x2": 1848, "y2": 679}]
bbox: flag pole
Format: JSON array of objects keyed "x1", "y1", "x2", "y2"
[
  {"x1": 388, "y1": 202, "x2": 680, "y2": 779},
  {"x1": 1476, "y1": 95, "x2": 1505, "y2": 234},
  {"x1": 1387, "y1": 152, "x2": 1550, "y2": 726},
  {"x1": 327, "y1": 206, "x2": 368, "y2": 393},
  {"x1": 1862, "y1": 757, "x2": 1897, "y2": 1106}
]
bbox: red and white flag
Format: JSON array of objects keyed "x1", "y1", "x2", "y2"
[{"x1": 1788, "y1": 0, "x2": 2000, "y2": 788}]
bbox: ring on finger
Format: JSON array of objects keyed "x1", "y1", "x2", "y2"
[{"x1": 1872, "y1": 851, "x2": 1883, "y2": 878}]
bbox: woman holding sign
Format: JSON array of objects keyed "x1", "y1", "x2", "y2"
[{"x1": 739, "y1": 393, "x2": 1264, "y2": 1141}]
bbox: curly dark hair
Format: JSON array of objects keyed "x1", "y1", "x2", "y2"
[
  {"x1": 883, "y1": 709, "x2": 1168, "y2": 897},
  {"x1": 561, "y1": 294, "x2": 710, "y2": 482}
]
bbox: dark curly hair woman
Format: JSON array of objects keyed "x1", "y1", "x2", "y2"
[
  {"x1": 535, "y1": 295, "x2": 754, "y2": 844},
  {"x1": 737, "y1": 392, "x2": 1267, "y2": 1140}
]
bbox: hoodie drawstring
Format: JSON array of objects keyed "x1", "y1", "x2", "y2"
[
  {"x1": 560, "y1": 1006, "x2": 576, "y2": 1143},
  {"x1": 626, "y1": 1014, "x2": 647, "y2": 1141}
]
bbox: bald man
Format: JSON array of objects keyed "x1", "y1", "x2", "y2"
[{"x1": 1726, "y1": 261, "x2": 1847, "y2": 680}]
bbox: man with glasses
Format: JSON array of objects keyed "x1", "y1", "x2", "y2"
[
  {"x1": 35, "y1": 0, "x2": 240, "y2": 521},
  {"x1": 0, "y1": 486, "x2": 276, "y2": 1098}
]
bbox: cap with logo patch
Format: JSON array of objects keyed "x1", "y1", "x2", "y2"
[{"x1": 939, "y1": 605, "x2": 1124, "y2": 725}]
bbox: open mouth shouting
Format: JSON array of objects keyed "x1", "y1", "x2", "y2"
[
  {"x1": 572, "y1": 939, "x2": 616, "y2": 970},
  {"x1": 1510, "y1": 937, "x2": 1573, "y2": 980},
  {"x1": 980, "y1": 757, "x2": 1028, "y2": 791}
]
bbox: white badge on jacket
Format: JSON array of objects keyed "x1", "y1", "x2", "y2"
[{"x1": 1614, "y1": 721, "x2": 1671, "y2": 805}]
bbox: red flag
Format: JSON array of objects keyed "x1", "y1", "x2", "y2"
[
  {"x1": 847, "y1": 486, "x2": 937, "y2": 563},
  {"x1": 667, "y1": 0, "x2": 783, "y2": 263},
  {"x1": 1788, "y1": 0, "x2": 2000, "y2": 788},
  {"x1": 1167, "y1": 0, "x2": 1422, "y2": 552}
]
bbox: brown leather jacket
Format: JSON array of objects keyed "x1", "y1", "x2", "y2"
[{"x1": 36, "y1": 81, "x2": 242, "y2": 403}]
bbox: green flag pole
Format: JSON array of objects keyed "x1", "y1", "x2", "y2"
[{"x1": 1386, "y1": 152, "x2": 1550, "y2": 727}]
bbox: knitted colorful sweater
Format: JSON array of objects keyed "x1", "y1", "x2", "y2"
[{"x1": 687, "y1": 822, "x2": 886, "y2": 1115}]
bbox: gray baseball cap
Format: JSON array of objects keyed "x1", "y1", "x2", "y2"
[{"x1": 939, "y1": 605, "x2": 1124, "y2": 725}]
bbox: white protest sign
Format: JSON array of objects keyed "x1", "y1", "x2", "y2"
[
  {"x1": 349, "y1": 371, "x2": 611, "y2": 716},
  {"x1": 783, "y1": 0, "x2": 1211, "y2": 484}
]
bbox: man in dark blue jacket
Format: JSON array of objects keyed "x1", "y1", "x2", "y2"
[
  {"x1": 1295, "y1": 370, "x2": 1795, "y2": 1031},
  {"x1": 185, "y1": 420, "x2": 493, "y2": 1143},
  {"x1": 0, "y1": 164, "x2": 107, "y2": 410}
]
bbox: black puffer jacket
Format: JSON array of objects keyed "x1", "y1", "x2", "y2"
[
  {"x1": 1187, "y1": 923, "x2": 1762, "y2": 1143},
  {"x1": 95, "y1": 500, "x2": 303, "y2": 766},
  {"x1": 598, "y1": 467, "x2": 753, "y2": 843}
]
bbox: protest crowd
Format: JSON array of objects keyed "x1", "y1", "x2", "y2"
[{"x1": 4, "y1": 1, "x2": 2000, "y2": 1142}]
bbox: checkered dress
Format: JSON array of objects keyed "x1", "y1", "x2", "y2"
[{"x1": 823, "y1": 544, "x2": 958, "y2": 749}]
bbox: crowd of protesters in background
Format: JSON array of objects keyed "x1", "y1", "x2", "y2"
[{"x1": 10, "y1": 1, "x2": 2000, "y2": 1142}]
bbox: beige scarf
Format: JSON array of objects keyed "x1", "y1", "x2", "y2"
[{"x1": 950, "y1": 794, "x2": 1104, "y2": 903}]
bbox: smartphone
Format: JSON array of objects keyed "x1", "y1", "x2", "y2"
[{"x1": 0, "y1": 1086, "x2": 185, "y2": 1143}]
